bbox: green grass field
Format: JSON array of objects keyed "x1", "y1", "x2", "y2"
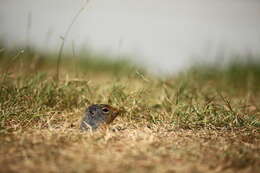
[{"x1": 0, "y1": 47, "x2": 259, "y2": 173}]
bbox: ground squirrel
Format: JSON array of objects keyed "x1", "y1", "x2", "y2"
[{"x1": 80, "y1": 104, "x2": 120, "y2": 131}]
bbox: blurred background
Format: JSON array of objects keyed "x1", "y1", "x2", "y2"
[{"x1": 1, "y1": 0, "x2": 260, "y2": 74}]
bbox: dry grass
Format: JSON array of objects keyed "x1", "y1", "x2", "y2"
[
  {"x1": 0, "y1": 49, "x2": 260, "y2": 173},
  {"x1": 1, "y1": 124, "x2": 259, "y2": 173}
]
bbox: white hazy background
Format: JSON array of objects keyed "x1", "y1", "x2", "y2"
[{"x1": 1, "y1": 0, "x2": 260, "y2": 74}]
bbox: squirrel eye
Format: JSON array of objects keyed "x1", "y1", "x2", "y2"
[{"x1": 102, "y1": 107, "x2": 110, "y2": 113}]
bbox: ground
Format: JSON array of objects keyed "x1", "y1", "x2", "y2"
[{"x1": 0, "y1": 49, "x2": 259, "y2": 173}]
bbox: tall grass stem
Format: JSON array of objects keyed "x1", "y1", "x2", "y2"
[{"x1": 55, "y1": 1, "x2": 89, "y2": 81}]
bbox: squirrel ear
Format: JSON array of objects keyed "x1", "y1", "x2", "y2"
[{"x1": 88, "y1": 109, "x2": 95, "y2": 116}]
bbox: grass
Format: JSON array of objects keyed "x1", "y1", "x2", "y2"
[{"x1": 0, "y1": 47, "x2": 260, "y2": 173}]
